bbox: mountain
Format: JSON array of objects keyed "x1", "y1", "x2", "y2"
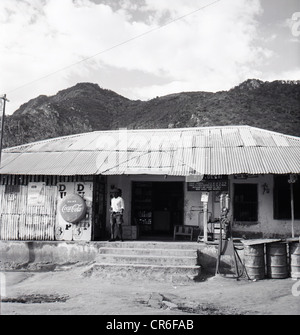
[{"x1": 3, "y1": 79, "x2": 300, "y2": 148}]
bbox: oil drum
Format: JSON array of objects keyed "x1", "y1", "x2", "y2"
[
  {"x1": 244, "y1": 244, "x2": 265, "y2": 280},
  {"x1": 266, "y1": 242, "x2": 288, "y2": 279},
  {"x1": 289, "y1": 242, "x2": 300, "y2": 279}
]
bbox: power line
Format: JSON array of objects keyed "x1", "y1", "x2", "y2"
[{"x1": 7, "y1": 0, "x2": 222, "y2": 94}]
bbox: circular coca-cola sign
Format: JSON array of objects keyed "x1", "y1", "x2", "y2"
[{"x1": 59, "y1": 194, "x2": 86, "y2": 224}]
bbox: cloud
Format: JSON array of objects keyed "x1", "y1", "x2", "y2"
[
  {"x1": 0, "y1": 0, "x2": 275, "y2": 113},
  {"x1": 104, "y1": 0, "x2": 269, "y2": 97}
]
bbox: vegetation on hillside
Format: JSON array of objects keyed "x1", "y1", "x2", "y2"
[{"x1": 3, "y1": 79, "x2": 300, "y2": 148}]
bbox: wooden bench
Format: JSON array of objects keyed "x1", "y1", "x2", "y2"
[{"x1": 173, "y1": 225, "x2": 195, "y2": 241}]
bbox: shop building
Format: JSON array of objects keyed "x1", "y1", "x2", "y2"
[{"x1": 0, "y1": 125, "x2": 299, "y2": 241}]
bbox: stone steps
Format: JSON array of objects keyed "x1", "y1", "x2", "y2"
[
  {"x1": 97, "y1": 253, "x2": 197, "y2": 266},
  {"x1": 85, "y1": 241, "x2": 201, "y2": 283},
  {"x1": 103, "y1": 241, "x2": 199, "y2": 250},
  {"x1": 99, "y1": 247, "x2": 196, "y2": 257},
  {"x1": 84, "y1": 263, "x2": 200, "y2": 282}
]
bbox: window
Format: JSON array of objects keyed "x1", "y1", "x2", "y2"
[
  {"x1": 274, "y1": 175, "x2": 300, "y2": 220},
  {"x1": 233, "y1": 184, "x2": 258, "y2": 222}
]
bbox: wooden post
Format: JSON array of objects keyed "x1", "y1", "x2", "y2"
[
  {"x1": 203, "y1": 202, "x2": 208, "y2": 242},
  {"x1": 291, "y1": 182, "x2": 295, "y2": 238},
  {"x1": 288, "y1": 174, "x2": 297, "y2": 238}
]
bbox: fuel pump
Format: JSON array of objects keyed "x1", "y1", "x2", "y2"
[
  {"x1": 219, "y1": 193, "x2": 231, "y2": 239},
  {"x1": 215, "y1": 193, "x2": 250, "y2": 280}
]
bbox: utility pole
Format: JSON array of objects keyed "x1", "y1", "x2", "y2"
[{"x1": 0, "y1": 94, "x2": 9, "y2": 169}]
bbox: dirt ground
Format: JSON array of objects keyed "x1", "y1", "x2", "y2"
[{"x1": 1, "y1": 264, "x2": 299, "y2": 316}]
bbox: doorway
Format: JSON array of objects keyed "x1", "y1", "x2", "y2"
[
  {"x1": 131, "y1": 181, "x2": 184, "y2": 238},
  {"x1": 92, "y1": 175, "x2": 107, "y2": 240}
]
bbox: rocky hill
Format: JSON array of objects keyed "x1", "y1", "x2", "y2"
[{"x1": 3, "y1": 79, "x2": 300, "y2": 148}]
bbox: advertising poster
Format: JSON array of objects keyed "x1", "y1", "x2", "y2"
[
  {"x1": 27, "y1": 182, "x2": 46, "y2": 207},
  {"x1": 55, "y1": 183, "x2": 75, "y2": 241},
  {"x1": 55, "y1": 182, "x2": 93, "y2": 241}
]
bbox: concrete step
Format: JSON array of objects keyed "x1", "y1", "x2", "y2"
[
  {"x1": 99, "y1": 247, "x2": 196, "y2": 257},
  {"x1": 89, "y1": 241, "x2": 201, "y2": 282},
  {"x1": 97, "y1": 254, "x2": 198, "y2": 266},
  {"x1": 83, "y1": 263, "x2": 201, "y2": 283},
  {"x1": 104, "y1": 241, "x2": 199, "y2": 250}
]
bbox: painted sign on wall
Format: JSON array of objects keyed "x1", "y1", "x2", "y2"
[
  {"x1": 187, "y1": 176, "x2": 229, "y2": 192},
  {"x1": 59, "y1": 194, "x2": 87, "y2": 223},
  {"x1": 55, "y1": 182, "x2": 93, "y2": 241}
]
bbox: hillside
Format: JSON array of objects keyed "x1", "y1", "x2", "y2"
[{"x1": 3, "y1": 79, "x2": 300, "y2": 148}]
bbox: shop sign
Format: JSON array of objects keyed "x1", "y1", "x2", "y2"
[
  {"x1": 59, "y1": 194, "x2": 87, "y2": 224},
  {"x1": 187, "y1": 177, "x2": 228, "y2": 192}
]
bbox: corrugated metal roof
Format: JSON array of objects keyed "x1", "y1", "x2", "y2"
[{"x1": 1, "y1": 125, "x2": 300, "y2": 176}]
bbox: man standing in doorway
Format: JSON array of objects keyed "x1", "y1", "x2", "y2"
[{"x1": 109, "y1": 188, "x2": 124, "y2": 241}]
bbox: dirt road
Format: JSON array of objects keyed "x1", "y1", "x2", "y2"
[{"x1": 1, "y1": 264, "x2": 299, "y2": 316}]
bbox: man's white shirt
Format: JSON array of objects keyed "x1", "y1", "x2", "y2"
[{"x1": 111, "y1": 196, "x2": 125, "y2": 212}]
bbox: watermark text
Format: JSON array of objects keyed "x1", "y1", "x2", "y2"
[
  {"x1": 291, "y1": 12, "x2": 300, "y2": 37},
  {"x1": 0, "y1": 273, "x2": 6, "y2": 299},
  {"x1": 292, "y1": 280, "x2": 300, "y2": 297}
]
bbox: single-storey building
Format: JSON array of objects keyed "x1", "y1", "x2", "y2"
[{"x1": 0, "y1": 125, "x2": 299, "y2": 242}]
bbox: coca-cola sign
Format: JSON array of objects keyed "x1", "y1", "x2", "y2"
[{"x1": 59, "y1": 194, "x2": 86, "y2": 223}]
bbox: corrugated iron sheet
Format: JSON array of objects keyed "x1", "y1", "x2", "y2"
[
  {"x1": 2, "y1": 126, "x2": 300, "y2": 176},
  {"x1": 0, "y1": 185, "x2": 57, "y2": 240}
]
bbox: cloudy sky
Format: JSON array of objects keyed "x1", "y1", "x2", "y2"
[{"x1": 1, "y1": 0, "x2": 299, "y2": 114}]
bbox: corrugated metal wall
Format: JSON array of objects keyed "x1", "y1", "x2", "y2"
[
  {"x1": 0, "y1": 175, "x2": 94, "y2": 241},
  {"x1": 0, "y1": 184, "x2": 57, "y2": 240}
]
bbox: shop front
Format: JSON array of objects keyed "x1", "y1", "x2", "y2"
[
  {"x1": 104, "y1": 173, "x2": 300, "y2": 241},
  {"x1": 104, "y1": 175, "x2": 185, "y2": 240},
  {"x1": 1, "y1": 126, "x2": 300, "y2": 242}
]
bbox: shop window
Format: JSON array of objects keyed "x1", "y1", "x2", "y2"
[
  {"x1": 274, "y1": 175, "x2": 300, "y2": 220},
  {"x1": 233, "y1": 184, "x2": 258, "y2": 222}
]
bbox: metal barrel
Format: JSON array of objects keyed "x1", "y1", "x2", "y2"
[
  {"x1": 244, "y1": 244, "x2": 265, "y2": 280},
  {"x1": 289, "y1": 242, "x2": 300, "y2": 279},
  {"x1": 266, "y1": 242, "x2": 288, "y2": 279}
]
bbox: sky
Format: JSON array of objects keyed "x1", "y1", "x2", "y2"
[{"x1": 0, "y1": 0, "x2": 299, "y2": 115}]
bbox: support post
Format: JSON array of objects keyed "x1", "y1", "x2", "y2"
[
  {"x1": 291, "y1": 181, "x2": 295, "y2": 238},
  {"x1": 288, "y1": 174, "x2": 297, "y2": 238},
  {"x1": 203, "y1": 202, "x2": 208, "y2": 242}
]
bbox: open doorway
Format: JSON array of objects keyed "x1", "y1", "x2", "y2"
[
  {"x1": 131, "y1": 181, "x2": 184, "y2": 238},
  {"x1": 92, "y1": 175, "x2": 107, "y2": 241}
]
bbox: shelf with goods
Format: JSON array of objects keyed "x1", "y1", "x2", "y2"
[{"x1": 131, "y1": 182, "x2": 153, "y2": 233}]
